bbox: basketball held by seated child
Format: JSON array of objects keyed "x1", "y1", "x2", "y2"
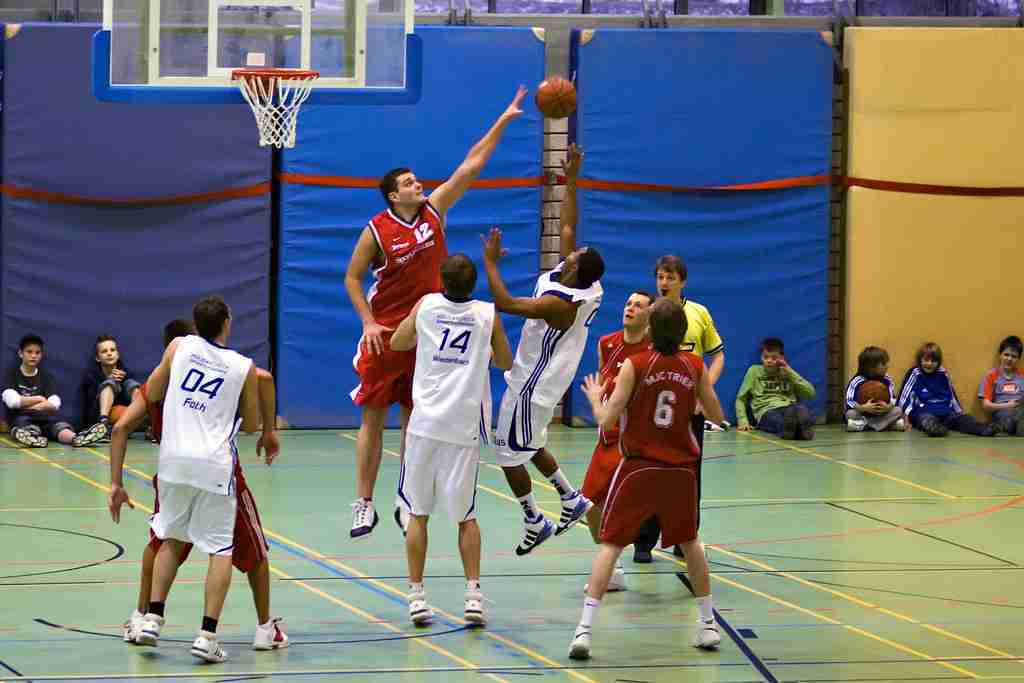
[{"x1": 857, "y1": 380, "x2": 890, "y2": 405}]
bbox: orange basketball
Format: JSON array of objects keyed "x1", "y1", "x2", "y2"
[
  {"x1": 535, "y1": 76, "x2": 576, "y2": 119},
  {"x1": 857, "y1": 380, "x2": 890, "y2": 404},
  {"x1": 109, "y1": 405, "x2": 128, "y2": 424}
]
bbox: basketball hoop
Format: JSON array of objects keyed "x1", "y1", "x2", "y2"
[{"x1": 232, "y1": 68, "x2": 320, "y2": 149}]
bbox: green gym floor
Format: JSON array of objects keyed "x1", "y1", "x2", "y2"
[{"x1": 1, "y1": 426, "x2": 1022, "y2": 682}]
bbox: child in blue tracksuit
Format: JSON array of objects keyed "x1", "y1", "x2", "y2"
[{"x1": 898, "y1": 342, "x2": 996, "y2": 438}]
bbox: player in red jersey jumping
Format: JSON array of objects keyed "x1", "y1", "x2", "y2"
[
  {"x1": 570, "y1": 298, "x2": 725, "y2": 660},
  {"x1": 344, "y1": 86, "x2": 528, "y2": 539}
]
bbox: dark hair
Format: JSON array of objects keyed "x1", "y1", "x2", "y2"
[
  {"x1": 629, "y1": 290, "x2": 655, "y2": 305},
  {"x1": 95, "y1": 334, "x2": 116, "y2": 350},
  {"x1": 441, "y1": 254, "x2": 477, "y2": 299},
  {"x1": 915, "y1": 341, "x2": 943, "y2": 368},
  {"x1": 577, "y1": 247, "x2": 605, "y2": 288},
  {"x1": 379, "y1": 167, "x2": 413, "y2": 209},
  {"x1": 163, "y1": 318, "x2": 194, "y2": 348},
  {"x1": 193, "y1": 296, "x2": 231, "y2": 342},
  {"x1": 760, "y1": 337, "x2": 784, "y2": 354},
  {"x1": 18, "y1": 334, "x2": 43, "y2": 351},
  {"x1": 998, "y1": 335, "x2": 1023, "y2": 357},
  {"x1": 857, "y1": 345, "x2": 890, "y2": 378},
  {"x1": 649, "y1": 297, "x2": 686, "y2": 355},
  {"x1": 653, "y1": 255, "x2": 687, "y2": 282}
]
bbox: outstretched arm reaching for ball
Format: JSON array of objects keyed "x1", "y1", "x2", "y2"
[
  {"x1": 430, "y1": 87, "x2": 527, "y2": 216},
  {"x1": 559, "y1": 144, "x2": 583, "y2": 260},
  {"x1": 482, "y1": 227, "x2": 577, "y2": 330}
]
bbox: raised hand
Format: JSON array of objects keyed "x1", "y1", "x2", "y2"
[
  {"x1": 581, "y1": 373, "x2": 607, "y2": 405},
  {"x1": 562, "y1": 143, "x2": 584, "y2": 181},
  {"x1": 481, "y1": 227, "x2": 508, "y2": 264},
  {"x1": 501, "y1": 85, "x2": 528, "y2": 121}
]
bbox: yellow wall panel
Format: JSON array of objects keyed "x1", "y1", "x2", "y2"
[
  {"x1": 845, "y1": 28, "x2": 1024, "y2": 186},
  {"x1": 844, "y1": 187, "x2": 1024, "y2": 418}
]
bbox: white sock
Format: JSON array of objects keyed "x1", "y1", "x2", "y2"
[
  {"x1": 579, "y1": 596, "x2": 601, "y2": 630},
  {"x1": 466, "y1": 580, "x2": 480, "y2": 592},
  {"x1": 548, "y1": 469, "x2": 576, "y2": 500},
  {"x1": 696, "y1": 595, "x2": 714, "y2": 622},
  {"x1": 258, "y1": 619, "x2": 273, "y2": 629},
  {"x1": 409, "y1": 582, "x2": 424, "y2": 596},
  {"x1": 517, "y1": 493, "x2": 541, "y2": 522}
]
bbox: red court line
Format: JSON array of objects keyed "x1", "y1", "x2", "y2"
[
  {"x1": 720, "y1": 494, "x2": 1024, "y2": 548},
  {"x1": 0, "y1": 181, "x2": 270, "y2": 207}
]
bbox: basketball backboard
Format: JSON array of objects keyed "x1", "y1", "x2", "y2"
[{"x1": 94, "y1": 0, "x2": 421, "y2": 104}]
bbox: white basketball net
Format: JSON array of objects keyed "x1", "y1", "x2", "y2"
[{"x1": 235, "y1": 71, "x2": 319, "y2": 149}]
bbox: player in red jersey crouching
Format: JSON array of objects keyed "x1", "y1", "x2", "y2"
[{"x1": 570, "y1": 298, "x2": 725, "y2": 660}]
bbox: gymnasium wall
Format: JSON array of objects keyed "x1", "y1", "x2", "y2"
[
  {"x1": 277, "y1": 27, "x2": 544, "y2": 428},
  {"x1": 569, "y1": 28, "x2": 834, "y2": 424},
  {"x1": 843, "y1": 28, "x2": 1024, "y2": 416},
  {"x1": 1, "y1": 24, "x2": 272, "y2": 426}
]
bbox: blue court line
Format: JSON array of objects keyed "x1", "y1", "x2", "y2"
[
  {"x1": 932, "y1": 456, "x2": 1024, "y2": 486},
  {"x1": 713, "y1": 608, "x2": 779, "y2": 683}
]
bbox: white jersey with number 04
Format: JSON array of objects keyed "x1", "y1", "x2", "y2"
[
  {"x1": 407, "y1": 293, "x2": 495, "y2": 447},
  {"x1": 504, "y1": 261, "x2": 602, "y2": 408},
  {"x1": 158, "y1": 335, "x2": 253, "y2": 495}
]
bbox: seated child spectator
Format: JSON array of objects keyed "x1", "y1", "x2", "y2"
[
  {"x1": 845, "y1": 346, "x2": 904, "y2": 432},
  {"x1": 73, "y1": 335, "x2": 141, "y2": 448},
  {"x1": 978, "y1": 335, "x2": 1024, "y2": 436},
  {"x1": 2, "y1": 334, "x2": 75, "y2": 448},
  {"x1": 735, "y1": 337, "x2": 816, "y2": 440},
  {"x1": 898, "y1": 342, "x2": 996, "y2": 437}
]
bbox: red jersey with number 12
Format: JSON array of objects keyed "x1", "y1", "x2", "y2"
[
  {"x1": 620, "y1": 350, "x2": 703, "y2": 466},
  {"x1": 366, "y1": 201, "x2": 448, "y2": 328},
  {"x1": 597, "y1": 330, "x2": 651, "y2": 445}
]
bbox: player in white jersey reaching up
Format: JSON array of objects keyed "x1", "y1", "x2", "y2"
[
  {"x1": 481, "y1": 144, "x2": 605, "y2": 555},
  {"x1": 115, "y1": 296, "x2": 279, "y2": 664},
  {"x1": 391, "y1": 254, "x2": 513, "y2": 627}
]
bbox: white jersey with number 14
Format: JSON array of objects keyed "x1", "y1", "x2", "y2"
[{"x1": 407, "y1": 293, "x2": 495, "y2": 447}]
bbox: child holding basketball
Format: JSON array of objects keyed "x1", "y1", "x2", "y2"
[
  {"x1": 735, "y1": 337, "x2": 816, "y2": 440},
  {"x1": 898, "y1": 342, "x2": 996, "y2": 437},
  {"x1": 844, "y1": 346, "x2": 904, "y2": 432},
  {"x1": 978, "y1": 335, "x2": 1024, "y2": 436}
]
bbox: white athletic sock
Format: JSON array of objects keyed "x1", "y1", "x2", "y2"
[
  {"x1": 409, "y1": 582, "x2": 424, "y2": 596},
  {"x1": 548, "y1": 469, "x2": 576, "y2": 500},
  {"x1": 579, "y1": 596, "x2": 601, "y2": 630},
  {"x1": 466, "y1": 580, "x2": 481, "y2": 592},
  {"x1": 517, "y1": 493, "x2": 542, "y2": 522},
  {"x1": 696, "y1": 595, "x2": 714, "y2": 622},
  {"x1": 132, "y1": 609, "x2": 144, "y2": 619}
]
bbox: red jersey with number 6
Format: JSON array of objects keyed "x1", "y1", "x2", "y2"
[
  {"x1": 620, "y1": 350, "x2": 703, "y2": 466},
  {"x1": 366, "y1": 201, "x2": 448, "y2": 328}
]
